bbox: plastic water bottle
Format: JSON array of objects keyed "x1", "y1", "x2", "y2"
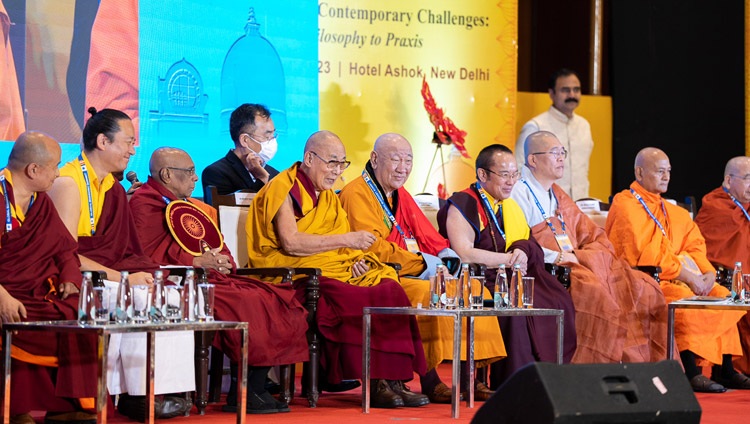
[
  {"x1": 78, "y1": 272, "x2": 94, "y2": 324},
  {"x1": 182, "y1": 269, "x2": 196, "y2": 321},
  {"x1": 150, "y1": 270, "x2": 165, "y2": 322},
  {"x1": 430, "y1": 264, "x2": 443, "y2": 308},
  {"x1": 732, "y1": 262, "x2": 743, "y2": 301},
  {"x1": 509, "y1": 264, "x2": 522, "y2": 308},
  {"x1": 115, "y1": 271, "x2": 132, "y2": 324},
  {"x1": 494, "y1": 264, "x2": 508, "y2": 310},
  {"x1": 458, "y1": 264, "x2": 471, "y2": 309}
]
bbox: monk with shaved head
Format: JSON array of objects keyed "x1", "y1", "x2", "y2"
[
  {"x1": 340, "y1": 133, "x2": 503, "y2": 403},
  {"x1": 246, "y1": 130, "x2": 429, "y2": 409},
  {"x1": 1, "y1": 132, "x2": 98, "y2": 422},
  {"x1": 695, "y1": 156, "x2": 750, "y2": 376},
  {"x1": 129, "y1": 146, "x2": 308, "y2": 414},
  {"x1": 511, "y1": 131, "x2": 668, "y2": 366},
  {"x1": 607, "y1": 148, "x2": 749, "y2": 393}
]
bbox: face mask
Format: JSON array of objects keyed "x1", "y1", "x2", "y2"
[{"x1": 257, "y1": 137, "x2": 278, "y2": 163}]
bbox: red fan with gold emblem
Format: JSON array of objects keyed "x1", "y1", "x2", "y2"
[{"x1": 165, "y1": 200, "x2": 223, "y2": 256}]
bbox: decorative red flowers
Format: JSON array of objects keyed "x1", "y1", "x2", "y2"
[{"x1": 421, "y1": 76, "x2": 470, "y2": 158}]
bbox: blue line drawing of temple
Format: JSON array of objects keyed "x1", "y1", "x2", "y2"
[{"x1": 148, "y1": 58, "x2": 209, "y2": 137}]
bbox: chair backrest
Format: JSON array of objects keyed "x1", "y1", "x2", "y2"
[
  {"x1": 205, "y1": 186, "x2": 256, "y2": 267},
  {"x1": 665, "y1": 196, "x2": 697, "y2": 219},
  {"x1": 413, "y1": 192, "x2": 444, "y2": 231}
]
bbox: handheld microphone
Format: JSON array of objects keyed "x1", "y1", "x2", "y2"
[{"x1": 125, "y1": 171, "x2": 139, "y2": 185}]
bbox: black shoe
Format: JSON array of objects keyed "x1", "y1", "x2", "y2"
[
  {"x1": 370, "y1": 379, "x2": 404, "y2": 408},
  {"x1": 44, "y1": 411, "x2": 97, "y2": 424},
  {"x1": 387, "y1": 380, "x2": 429, "y2": 407},
  {"x1": 246, "y1": 391, "x2": 280, "y2": 414},
  {"x1": 713, "y1": 373, "x2": 750, "y2": 390},
  {"x1": 689, "y1": 375, "x2": 726, "y2": 393},
  {"x1": 265, "y1": 377, "x2": 282, "y2": 395},
  {"x1": 117, "y1": 393, "x2": 190, "y2": 421},
  {"x1": 259, "y1": 391, "x2": 290, "y2": 412},
  {"x1": 320, "y1": 379, "x2": 361, "y2": 392}
]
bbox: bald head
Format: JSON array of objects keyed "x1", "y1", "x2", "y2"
[
  {"x1": 149, "y1": 147, "x2": 197, "y2": 199},
  {"x1": 523, "y1": 131, "x2": 558, "y2": 162},
  {"x1": 723, "y1": 156, "x2": 750, "y2": 203},
  {"x1": 634, "y1": 147, "x2": 671, "y2": 194},
  {"x1": 301, "y1": 130, "x2": 347, "y2": 192},
  {"x1": 523, "y1": 131, "x2": 565, "y2": 185},
  {"x1": 304, "y1": 130, "x2": 343, "y2": 155},
  {"x1": 371, "y1": 133, "x2": 413, "y2": 194},
  {"x1": 7, "y1": 131, "x2": 61, "y2": 192},
  {"x1": 8, "y1": 132, "x2": 60, "y2": 172}
]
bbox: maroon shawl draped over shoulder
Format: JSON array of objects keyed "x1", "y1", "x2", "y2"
[
  {"x1": 438, "y1": 187, "x2": 576, "y2": 383},
  {"x1": 77, "y1": 182, "x2": 159, "y2": 273},
  {"x1": 0, "y1": 185, "x2": 96, "y2": 413},
  {"x1": 128, "y1": 178, "x2": 309, "y2": 366}
]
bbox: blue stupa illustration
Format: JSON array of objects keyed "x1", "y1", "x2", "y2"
[
  {"x1": 220, "y1": 7, "x2": 288, "y2": 137},
  {"x1": 149, "y1": 58, "x2": 209, "y2": 136}
]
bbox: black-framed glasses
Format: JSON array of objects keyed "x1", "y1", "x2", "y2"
[
  {"x1": 531, "y1": 148, "x2": 568, "y2": 159},
  {"x1": 165, "y1": 166, "x2": 196, "y2": 176},
  {"x1": 730, "y1": 173, "x2": 750, "y2": 181},
  {"x1": 309, "y1": 151, "x2": 351, "y2": 170},
  {"x1": 243, "y1": 131, "x2": 277, "y2": 143},
  {"x1": 484, "y1": 168, "x2": 520, "y2": 180}
]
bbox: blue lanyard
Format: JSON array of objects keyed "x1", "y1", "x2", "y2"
[
  {"x1": 1, "y1": 172, "x2": 33, "y2": 234},
  {"x1": 630, "y1": 188, "x2": 668, "y2": 237},
  {"x1": 722, "y1": 186, "x2": 750, "y2": 223},
  {"x1": 521, "y1": 179, "x2": 568, "y2": 235},
  {"x1": 362, "y1": 170, "x2": 412, "y2": 241},
  {"x1": 475, "y1": 182, "x2": 506, "y2": 241},
  {"x1": 162, "y1": 196, "x2": 172, "y2": 205},
  {"x1": 78, "y1": 154, "x2": 96, "y2": 235}
]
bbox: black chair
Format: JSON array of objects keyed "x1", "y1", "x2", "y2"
[{"x1": 636, "y1": 265, "x2": 662, "y2": 283}]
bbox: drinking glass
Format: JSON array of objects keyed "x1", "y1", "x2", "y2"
[
  {"x1": 443, "y1": 276, "x2": 458, "y2": 309},
  {"x1": 131, "y1": 285, "x2": 151, "y2": 322},
  {"x1": 92, "y1": 286, "x2": 111, "y2": 324},
  {"x1": 196, "y1": 283, "x2": 216, "y2": 322},
  {"x1": 470, "y1": 276, "x2": 485, "y2": 309},
  {"x1": 521, "y1": 277, "x2": 535, "y2": 308},
  {"x1": 163, "y1": 285, "x2": 182, "y2": 322}
]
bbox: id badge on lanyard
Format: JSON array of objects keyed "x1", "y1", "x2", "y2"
[
  {"x1": 404, "y1": 237, "x2": 420, "y2": 253},
  {"x1": 554, "y1": 233, "x2": 575, "y2": 252}
]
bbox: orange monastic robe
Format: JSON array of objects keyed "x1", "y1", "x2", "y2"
[
  {"x1": 695, "y1": 187, "x2": 750, "y2": 372},
  {"x1": 606, "y1": 182, "x2": 744, "y2": 365},
  {"x1": 339, "y1": 173, "x2": 505, "y2": 370}
]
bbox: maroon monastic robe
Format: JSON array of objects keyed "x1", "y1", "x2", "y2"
[
  {"x1": 0, "y1": 182, "x2": 96, "y2": 414},
  {"x1": 129, "y1": 178, "x2": 308, "y2": 366},
  {"x1": 438, "y1": 187, "x2": 576, "y2": 385}
]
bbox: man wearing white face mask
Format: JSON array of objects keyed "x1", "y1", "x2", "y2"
[{"x1": 202, "y1": 103, "x2": 280, "y2": 195}]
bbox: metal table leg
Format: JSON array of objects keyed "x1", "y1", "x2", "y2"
[
  {"x1": 556, "y1": 312, "x2": 564, "y2": 364},
  {"x1": 2, "y1": 329, "x2": 12, "y2": 424},
  {"x1": 98, "y1": 330, "x2": 109, "y2": 424},
  {"x1": 146, "y1": 332, "x2": 155, "y2": 424},
  {"x1": 466, "y1": 315, "x2": 475, "y2": 409},
  {"x1": 238, "y1": 327, "x2": 248, "y2": 424},
  {"x1": 667, "y1": 304, "x2": 675, "y2": 359},
  {"x1": 362, "y1": 312, "x2": 371, "y2": 414},
  {"x1": 451, "y1": 313, "x2": 461, "y2": 419}
]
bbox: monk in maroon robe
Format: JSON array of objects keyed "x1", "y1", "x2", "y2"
[
  {"x1": 0, "y1": 132, "x2": 96, "y2": 420},
  {"x1": 128, "y1": 147, "x2": 308, "y2": 372}
]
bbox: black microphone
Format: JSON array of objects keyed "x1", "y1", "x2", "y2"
[{"x1": 125, "y1": 171, "x2": 139, "y2": 185}]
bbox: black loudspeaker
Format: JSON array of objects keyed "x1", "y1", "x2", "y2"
[{"x1": 471, "y1": 360, "x2": 701, "y2": 424}]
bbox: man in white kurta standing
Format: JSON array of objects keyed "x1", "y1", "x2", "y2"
[{"x1": 515, "y1": 68, "x2": 594, "y2": 201}]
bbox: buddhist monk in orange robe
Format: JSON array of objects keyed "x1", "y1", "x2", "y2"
[
  {"x1": 695, "y1": 156, "x2": 750, "y2": 375},
  {"x1": 606, "y1": 147, "x2": 749, "y2": 393},
  {"x1": 511, "y1": 131, "x2": 667, "y2": 365},
  {"x1": 338, "y1": 133, "x2": 504, "y2": 402},
  {"x1": 246, "y1": 130, "x2": 429, "y2": 409}
]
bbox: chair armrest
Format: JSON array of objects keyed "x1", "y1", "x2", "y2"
[
  {"x1": 635, "y1": 265, "x2": 662, "y2": 283},
  {"x1": 712, "y1": 263, "x2": 733, "y2": 291},
  {"x1": 544, "y1": 263, "x2": 571, "y2": 289},
  {"x1": 441, "y1": 257, "x2": 461, "y2": 275},
  {"x1": 236, "y1": 267, "x2": 296, "y2": 283}
]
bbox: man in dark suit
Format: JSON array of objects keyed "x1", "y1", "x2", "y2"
[{"x1": 202, "y1": 103, "x2": 279, "y2": 196}]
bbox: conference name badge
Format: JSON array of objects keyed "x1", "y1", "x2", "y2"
[
  {"x1": 554, "y1": 233, "x2": 575, "y2": 253},
  {"x1": 404, "y1": 237, "x2": 420, "y2": 253}
]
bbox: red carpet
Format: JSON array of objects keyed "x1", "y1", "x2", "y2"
[{"x1": 28, "y1": 363, "x2": 750, "y2": 423}]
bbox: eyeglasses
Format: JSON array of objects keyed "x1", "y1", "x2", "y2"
[
  {"x1": 484, "y1": 169, "x2": 520, "y2": 180},
  {"x1": 244, "y1": 131, "x2": 277, "y2": 143},
  {"x1": 165, "y1": 167, "x2": 196, "y2": 176},
  {"x1": 309, "y1": 151, "x2": 351, "y2": 170},
  {"x1": 730, "y1": 173, "x2": 750, "y2": 181},
  {"x1": 531, "y1": 148, "x2": 568, "y2": 159}
]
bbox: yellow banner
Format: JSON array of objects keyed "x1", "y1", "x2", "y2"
[{"x1": 319, "y1": 1, "x2": 518, "y2": 194}]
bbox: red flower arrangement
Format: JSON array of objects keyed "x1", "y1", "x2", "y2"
[{"x1": 420, "y1": 76, "x2": 470, "y2": 158}]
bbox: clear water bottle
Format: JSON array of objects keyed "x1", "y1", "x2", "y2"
[
  {"x1": 115, "y1": 271, "x2": 132, "y2": 324},
  {"x1": 150, "y1": 270, "x2": 165, "y2": 322},
  {"x1": 494, "y1": 264, "x2": 508, "y2": 310},
  {"x1": 430, "y1": 264, "x2": 443, "y2": 309},
  {"x1": 78, "y1": 272, "x2": 94, "y2": 324},
  {"x1": 182, "y1": 269, "x2": 196, "y2": 321},
  {"x1": 509, "y1": 264, "x2": 522, "y2": 309},
  {"x1": 458, "y1": 264, "x2": 471, "y2": 309},
  {"x1": 732, "y1": 261, "x2": 743, "y2": 301}
]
